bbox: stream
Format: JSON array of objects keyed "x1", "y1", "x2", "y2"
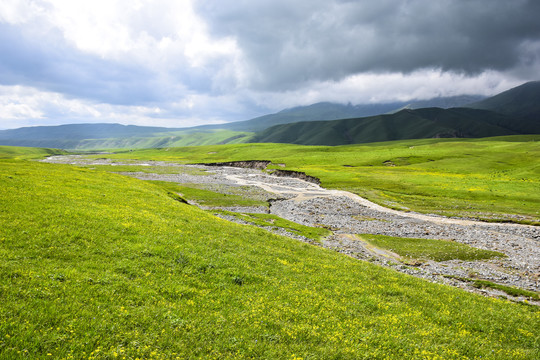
[{"x1": 43, "y1": 155, "x2": 540, "y2": 303}]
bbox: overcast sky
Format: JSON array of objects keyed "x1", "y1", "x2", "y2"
[{"x1": 1, "y1": 0, "x2": 539, "y2": 129}]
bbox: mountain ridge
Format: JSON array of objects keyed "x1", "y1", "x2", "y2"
[{"x1": 0, "y1": 81, "x2": 537, "y2": 149}]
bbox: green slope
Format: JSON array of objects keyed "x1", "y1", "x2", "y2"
[
  {"x1": 466, "y1": 80, "x2": 540, "y2": 117},
  {"x1": 0, "y1": 145, "x2": 66, "y2": 159},
  {"x1": 73, "y1": 130, "x2": 254, "y2": 150},
  {"x1": 1, "y1": 152, "x2": 538, "y2": 359},
  {"x1": 195, "y1": 102, "x2": 406, "y2": 132},
  {"x1": 0, "y1": 128, "x2": 254, "y2": 150},
  {"x1": 252, "y1": 107, "x2": 532, "y2": 145}
]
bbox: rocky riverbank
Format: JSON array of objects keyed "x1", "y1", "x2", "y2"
[{"x1": 43, "y1": 156, "x2": 540, "y2": 304}]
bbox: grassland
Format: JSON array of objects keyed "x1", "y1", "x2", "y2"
[
  {"x1": 74, "y1": 130, "x2": 254, "y2": 150},
  {"x1": 359, "y1": 234, "x2": 506, "y2": 262},
  {"x1": 102, "y1": 135, "x2": 540, "y2": 224},
  {"x1": 147, "y1": 180, "x2": 269, "y2": 208},
  {"x1": 1, "y1": 149, "x2": 539, "y2": 359},
  {"x1": 213, "y1": 211, "x2": 331, "y2": 242},
  {"x1": 0, "y1": 145, "x2": 65, "y2": 160}
]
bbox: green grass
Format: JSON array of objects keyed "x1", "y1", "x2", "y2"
[
  {"x1": 0, "y1": 145, "x2": 65, "y2": 159},
  {"x1": 443, "y1": 276, "x2": 540, "y2": 301},
  {"x1": 84, "y1": 164, "x2": 210, "y2": 175},
  {"x1": 470, "y1": 280, "x2": 540, "y2": 301},
  {"x1": 214, "y1": 210, "x2": 331, "y2": 241},
  {"x1": 147, "y1": 181, "x2": 269, "y2": 208},
  {"x1": 1, "y1": 157, "x2": 539, "y2": 359},
  {"x1": 72, "y1": 130, "x2": 255, "y2": 150},
  {"x1": 100, "y1": 135, "x2": 540, "y2": 224},
  {"x1": 360, "y1": 234, "x2": 506, "y2": 262}
]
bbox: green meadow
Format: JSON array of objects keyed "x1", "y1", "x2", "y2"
[
  {"x1": 104, "y1": 135, "x2": 540, "y2": 224},
  {"x1": 1, "y1": 142, "x2": 539, "y2": 359}
]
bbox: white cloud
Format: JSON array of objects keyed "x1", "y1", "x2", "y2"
[
  {"x1": 247, "y1": 69, "x2": 524, "y2": 109},
  {"x1": 0, "y1": 85, "x2": 250, "y2": 129}
]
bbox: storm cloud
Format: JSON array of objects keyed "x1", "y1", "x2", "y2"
[
  {"x1": 196, "y1": 0, "x2": 540, "y2": 90},
  {"x1": 0, "y1": 0, "x2": 539, "y2": 129}
]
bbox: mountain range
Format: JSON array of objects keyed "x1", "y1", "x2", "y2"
[{"x1": 0, "y1": 82, "x2": 538, "y2": 149}]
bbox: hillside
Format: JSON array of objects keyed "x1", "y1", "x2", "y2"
[
  {"x1": 0, "y1": 123, "x2": 253, "y2": 150},
  {"x1": 466, "y1": 80, "x2": 540, "y2": 118},
  {"x1": 252, "y1": 107, "x2": 538, "y2": 145},
  {"x1": 194, "y1": 102, "x2": 407, "y2": 132}
]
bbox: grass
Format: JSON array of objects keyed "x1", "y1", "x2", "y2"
[
  {"x1": 147, "y1": 181, "x2": 269, "y2": 208},
  {"x1": 470, "y1": 280, "x2": 540, "y2": 301},
  {"x1": 359, "y1": 234, "x2": 507, "y2": 262},
  {"x1": 0, "y1": 145, "x2": 65, "y2": 160},
  {"x1": 443, "y1": 276, "x2": 540, "y2": 301},
  {"x1": 72, "y1": 130, "x2": 255, "y2": 150},
  {"x1": 99, "y1": 135, "x2": 540, "y2": 224},
  {"x1": 214, "y1": 210, "x2": 331, "y2": 242},
  {"x1": 1, "y1": 154, "x2": 539, "y2": 359},
  {"x1": 85, "y1": 164, "x2": 210, "y2": 175}
]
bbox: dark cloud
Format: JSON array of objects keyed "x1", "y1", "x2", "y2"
[{"x1": 196, "y1": 0, "x2": 540, "y2": 91}]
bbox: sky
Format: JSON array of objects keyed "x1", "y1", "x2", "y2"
[{"x1": 0, "y1": 0, "x2": 539, "y2": 129}]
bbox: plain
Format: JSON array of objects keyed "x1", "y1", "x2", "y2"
[{"x1": 0, "y1": 140, "x2": 539, "y2": 359}]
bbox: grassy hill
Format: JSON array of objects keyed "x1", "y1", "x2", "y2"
[
  {"x1": 466, "y1": 81, "x2": 540, "y2": 118},
  {"x1": 0, "y1": 124, "x2": 254, "y2": 150},
  {"x1": 1, "y1": 146, "x2": 539, "y2": 359},
  {"x1": 0, "y1": 145, "x2": 65, "y2": 159},
  {"x1": 252, "y1": 107, "x2": 539, "y2": 146},
  {"x1": 195, "y1": 102, "x2": 407, "y2": 132}
]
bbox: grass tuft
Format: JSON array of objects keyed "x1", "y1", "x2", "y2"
[{"x1": 360, "y1": 234, "x2": 506, "y2": 262}]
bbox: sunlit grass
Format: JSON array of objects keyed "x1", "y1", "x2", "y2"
[
  {"x1": 147, "y1": 180, "x2": 269, "y2": 208},
  {"x1": 359, "y1": 234, "x2": 506, "y2": 262},
  {"x1": 1, "y1": 157, "x2": 539, "y2": 359},
  {"x1": 214, "y1": 210, "x2": 331, "y2": 241},
  {"x1": 101, "y1": 135, "x2": 540, "y2": 224},
  {"x1": 0, "y1": 145, "x2": 65, "y2": 159}
]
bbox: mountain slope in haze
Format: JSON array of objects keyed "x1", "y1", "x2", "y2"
[
  {"x1": 465, "y1": 81, "x2": 540, "y2": 118},
  {"x1": 0, "y1": 123, "x2": 182, "y2": 141},
  {"x1": 194, "y1": 102, "x2": 407, "y2": 132},
  {"x1": 0, "y1": 124, "x2": 252, "y2": 149},
  {"x1": 0, "y1": 96, "x2": 479, "y2": 149},
  {"x1": 401, "y1": 95, "x2": 486, "y2": 110},
  {"x1": 195, "y1": 95, "x2": 487, "y2": 132},
  {"x1": 252, "y1": 107, "x2": 537, "y2": 146}
]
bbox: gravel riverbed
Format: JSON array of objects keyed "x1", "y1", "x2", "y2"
[{"x1": 43, "y1": 156, "x2": 540, "y2": 304}]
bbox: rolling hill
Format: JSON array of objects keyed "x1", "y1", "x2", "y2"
[
  {"x1": 193, "y1": 102, "x2": 407, "y2": 132},
  {"x1": 252, "y1": 107, "x2": 539, "y2": 145},
  {"x1": 466, "y1": 80, "x2": 540, "y2": 117}
]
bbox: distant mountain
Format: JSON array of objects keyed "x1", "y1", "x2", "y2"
[
  {"x1": 0, "y1": 123, "x2": 184, "y2": 140},
  {"x1": 195, "y1": 96, "x2": 486, "y2": 132},
  {"x1": 465, "y1": 81, "x2": 540, "y2": 119},
  {"x1": 194, "y1": 102, "x2": 406, "y2": 132},
  {"x1": 0, "y1": 82, "x2": 537, "y2": 149},
  {"x1": 399, "y1": 95, "x2": 486, "y2": 111},
  {"x1": 0, "y1": 123, "x2": 251, "y2": 149},
  {"x1": 252, "y1": 107, "x2": 539, "y2": 146}
]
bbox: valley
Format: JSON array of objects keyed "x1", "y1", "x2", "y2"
[
  {"x1": 1, "y1": 139, "x2": 539, "y2": 359},
  {"x1": 43, "y1": 154, "x2": 540, "y2": 303}
]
